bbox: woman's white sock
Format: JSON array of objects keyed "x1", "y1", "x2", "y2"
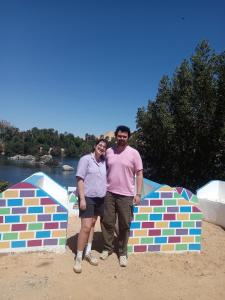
[
  {"x1": 76, "y1": 250, "x2": 83, "y2": 259},
  {"x1": 85, "y1": 242, "x2": 92, "y2": 255}
]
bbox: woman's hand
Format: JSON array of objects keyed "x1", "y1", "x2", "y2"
[{"x1": 79, "y1": 197, "x2": 86, "y2": 210}]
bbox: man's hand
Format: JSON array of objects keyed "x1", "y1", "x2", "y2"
[
  {"x1": 133, "y1": 194, "x2": 141, "y2": 205},
  {"x1": 79, "y1": 197, "x2": 86, "y2": 210}
]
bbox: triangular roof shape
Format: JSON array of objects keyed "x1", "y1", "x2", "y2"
[{"x1": 22, "y1": 172, "x2": 68, "y2": 209}]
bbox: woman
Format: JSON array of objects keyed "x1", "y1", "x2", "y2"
[{"x1": 73, "y1": 139, "x2": 107, "y2": 273}]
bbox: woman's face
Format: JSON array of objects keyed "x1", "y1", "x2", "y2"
[{"x1": 94, "y1": 141, "x2": 107, "y2": 157}]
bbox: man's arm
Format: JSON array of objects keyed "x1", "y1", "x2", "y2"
[{"x1": 133, "y1": 169, "x2": 143, "y2": 205}]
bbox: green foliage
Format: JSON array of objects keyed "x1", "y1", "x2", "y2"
[
  {"x1": 136, "y1": 41, "x2": 225, "y2": 192},
  {"x1": 0, "y1": 122, "x2": 97, "y2": 158},
  {"x1": 0, "y1": 180, "x2": 9, "y2": 192}
]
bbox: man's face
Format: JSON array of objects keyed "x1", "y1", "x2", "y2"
[{"x1": 116, "y1": 130, "x2": 129, "y2": 147}]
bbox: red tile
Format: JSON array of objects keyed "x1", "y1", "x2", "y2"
[
  {"x1": 28, "y1": 240, "x2": 42, "y2": 247},
  {"x1": 148, "y1": 229, "x2": 161, "y2": 236},
  {"x1": 142, "y1": 222, "x2": 155, "y2": 228},
  {"x1": 163, "y1": 214, "x2": 176, "y2": 220}
]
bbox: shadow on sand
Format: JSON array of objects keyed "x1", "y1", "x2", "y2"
[
  {"x1": 67, "y1": 231, "x2": 119, "y2": 257},
  {"x1": 66, "y1": 231, "x2": 104, "y2": 256}
]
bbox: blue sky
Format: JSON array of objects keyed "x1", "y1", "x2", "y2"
[{"x1": 0, "y1": 0, "x2": 224, "y2": 138}]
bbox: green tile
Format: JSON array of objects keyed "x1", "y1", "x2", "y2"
[
  {"x1": 135, "y1": 214, "x2": 149, "y2": 221},
  {"x1": 174, "y1": 193, "x2": 182, "y2": 198},
  {"x1": 3, "y1": 232, "x2": 18, "y2": 240},
  {"x1": 162, "y1": 229, "x2": 175, "y2": 236},
  {"x1": 190, "y1": 213, "x2": 202, "y2": 220},
  {"x1": 154, "y1": 207, "x2": 166, "y2": 213},
  {"x1": 191, "y1": 195, "x2": 198, "y2": 203},
  {"x1": 59, "y1": 238, "x2": 66, "y2": 245},
  {"x1": 69, "y1": 194, "x2": 78, "y2": 203},
  {"x1": 183, "y1": 221, "x2": 195, "y2": 228},
  {"x1": 127, "y1": 245, "x2": 133, "y2": 253},
  {"x1": 164, "y1": 199, "x2": 177, "y2": 206},
  {"x1": 195, "y1": 236, "x2": 201, "y2": 243},
  {"x1": 141, "y1": 237, "x2": 153, "y2": 244},
  {"x1": 0, "y1": 208, "x2": 10, "y2": 214},
  {"x1": 28, "y1": 223, "x2": 43, "y2": 230},
  {"x1": 176, "y1": 244, "x2": 188, "y2": 251}
]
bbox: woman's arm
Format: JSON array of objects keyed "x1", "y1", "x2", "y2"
[{"x1": 77, "y1": 177, "x2": 86, "y2": 210}]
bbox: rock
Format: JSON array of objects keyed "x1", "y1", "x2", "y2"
[
  {"x1": 8, "y1": 155, "x2": 35, "y2": 161},
  {"x1": 39, "y1": 155, "x2": 53, "y2": 164},
  {"x1": 62, "y1": 164, "x2": 74, "y2": 171}
]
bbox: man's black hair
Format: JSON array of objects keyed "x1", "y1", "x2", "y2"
[{"x1": 115, "y1": 125, "x2": 131, "y2": 138}]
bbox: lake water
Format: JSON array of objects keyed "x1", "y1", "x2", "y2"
[{"x1": 0, "y1": 157, "x2": 78, "y2": 188}]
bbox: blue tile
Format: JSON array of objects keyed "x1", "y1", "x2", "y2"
[
  {"x1": 28, "y1": 207, "x2": 43, "y2": 214},
  {"x1": 36, "y1": 190, "x2": 48, "y2": 197},
  {"x1": 150, "y1": 214, "x2": 163, "y2": 221},
  {"x1": 155, "y1": 237, "x2": 167, "y2": 244},
  {"x1": 130, "y1": 222, "x2": 141, "y2": 229},
  {"x1": 189, "y1": 229, "x2": 201, "y2": 235},
  {"x1": 189, "y1": 243, "x2": 201, "y2": 251},
  {"x1": 180, "y1": 206, "x2": 192, "y2": 212},
  {"x1": 133, "y1": 206, "x2": 138, "y2": 213},
  {"x1": 170, "y1": 221, "x2": 182, "y2": 228},
  {"x1": 12, "y1": 241, "x2": 26, "y2": 248},
  {"x1": 7, "y1": 199, "x2": 23, "y2": 206},
  {"x1": 36, "y1": 231, "x2": 51, "y2": 238},
  {"x1": 5, "y1": 216, "x2": 20, "y2": 223},
  {"x1": 53, "y1": 213, "x2": 68, "y2": 221},
  {"x1": 147, "y1": 192, "x2": 160, "y2": 198}
]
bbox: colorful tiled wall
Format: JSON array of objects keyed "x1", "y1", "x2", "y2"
[
  {"x1": 0, "y1": 182, "x2": 68, "y2": 253},
  {"x1": 128, "y1": 185, "x2": 202, "y2": 253}
]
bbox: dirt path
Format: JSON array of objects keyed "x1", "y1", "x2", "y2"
[{"x1": 1, "y1": 217, "x2": 225, "y2": 300}]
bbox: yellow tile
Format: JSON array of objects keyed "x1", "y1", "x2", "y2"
[
  {"x1": 161, "y1": 244, "x2": 175, "y2": 251},
  {"x1": 0, "y1": 224, "x2": 11, "y2": 232},
  {"x1": 177, "y1": 214, "x2": 190, "y2": 220},
  {"x1": 45, "y1": 206, "x2": 56, "y2": 213},
  {"x1": 128, "y1": 237, "x2": 140, "y2": 245},
  {"x1": 139, "y1": 207, "x2": 153, "y2": 213},
  {"x1": 158, "y1": 186, "x2": 175, "y2": 192},
  {"x1": 133, "y1": 230, "x2": 148, "y2": 237},
  {"x1": 20, "y1": 231, "x2": 35, "y2": 239},
  {"x1": 52, "y1": 230, "x2": 67, "y2": 237},
  {"x1": 24, "y1": 198, "x2": 40, "y2": 206},
  {"x1": 3, "y1": 190, "x2": 19, "y2": 198},
  {"x1": 178, "y1": 200, "x2": 193, "y2": 206},
  {"x1": 0, "y1": 241, "x2": 10, "y2": 249},
  {"x1": 21, "y1": 215, "x2": 36, "y2": 222},
  {"x1": 155, "y1": 221, "x2": 169, "y2": 228},
  {"x1": 182, "y1": 236, "x2": 194, "y2": 243}
]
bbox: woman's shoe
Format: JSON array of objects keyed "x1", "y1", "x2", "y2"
[
  {"x1": 85, "y1": 252, "x2": 98, "y2": 266},
  {"x1": 73, "y1": 257, "x2": 82, "y2": 273}
]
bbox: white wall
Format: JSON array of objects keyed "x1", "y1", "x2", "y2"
[{"x1": 197, "y1": 180, "x2": 225, "y2": 203}]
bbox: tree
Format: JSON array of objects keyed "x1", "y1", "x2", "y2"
[{"x1": 136, "y1": 41, "x2": 225, "y2": 192}]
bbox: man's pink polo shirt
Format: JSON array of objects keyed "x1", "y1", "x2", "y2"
[{"x1": 106, "y1": 145, "x2": 143, "y2": 196}]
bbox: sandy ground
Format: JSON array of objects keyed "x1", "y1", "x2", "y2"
[{"x1": 1, "y1": 217, "x2": 225, "y2": 300}]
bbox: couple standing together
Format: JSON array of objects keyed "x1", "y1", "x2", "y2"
[{"x1": 74, "y1": 125, "x2": 143, "y2": 273}]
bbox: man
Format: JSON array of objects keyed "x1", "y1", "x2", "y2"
[{"x1": 100, "y1": 125, "x2": 143, "y2": 267}]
